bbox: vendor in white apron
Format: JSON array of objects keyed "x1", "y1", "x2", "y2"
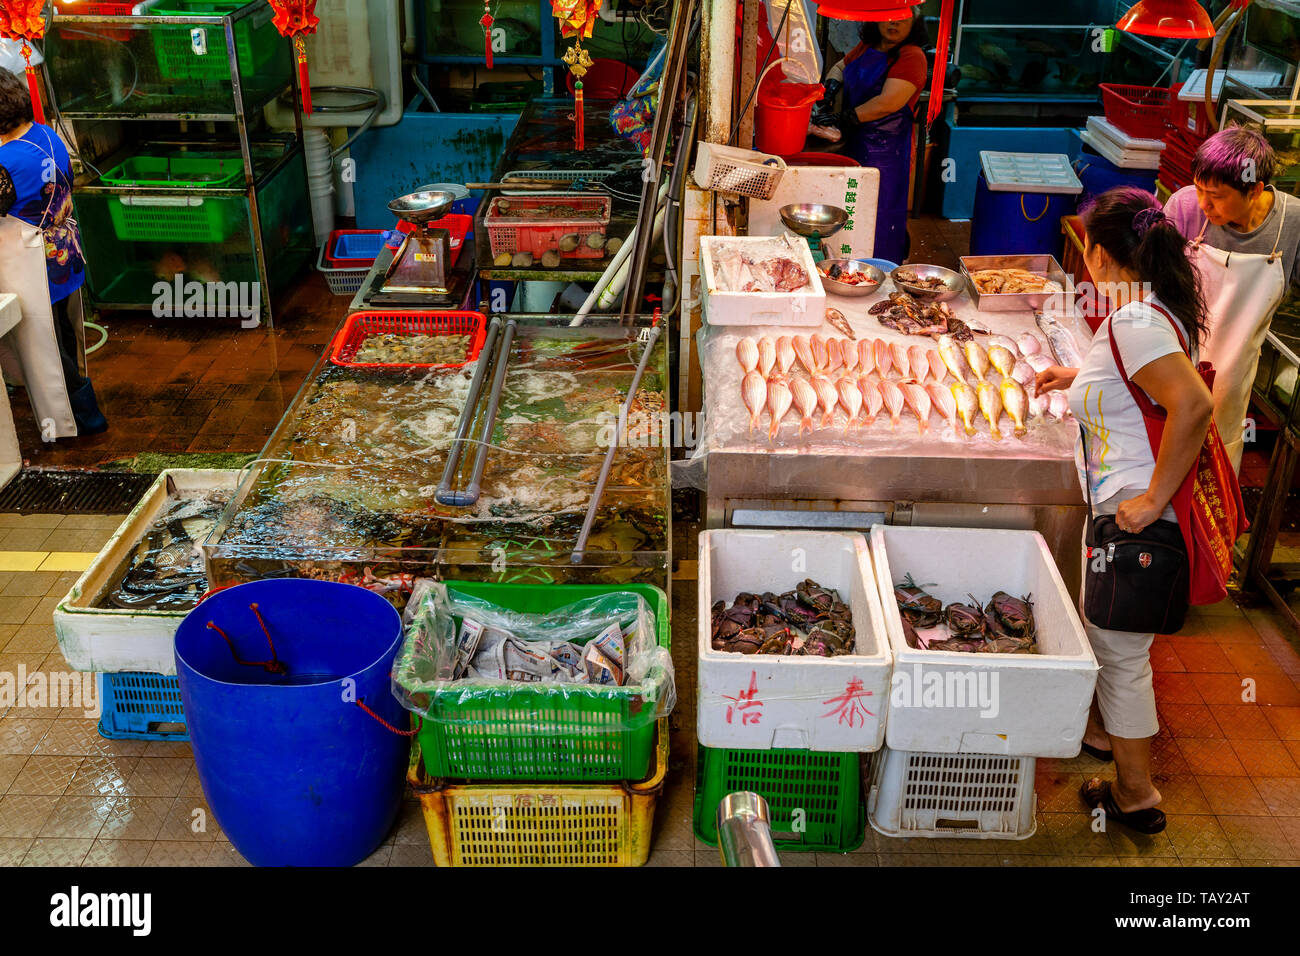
[
  {"x1": 1163, "y1": 126, "x2": 1300, "y2": 471},
  {"x1": 0, "y1": 68, "x2": 106, "y2": 438}
]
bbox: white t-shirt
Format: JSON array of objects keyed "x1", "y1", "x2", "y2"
[{"x1": 1067, "y1": 297, "x2": 1195, "y2": 506}]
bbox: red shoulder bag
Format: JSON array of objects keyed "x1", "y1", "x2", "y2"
[{"x1": 1107, "y1": 306, "x2": 1248, "y2": 605}]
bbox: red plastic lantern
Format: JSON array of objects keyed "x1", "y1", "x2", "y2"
[
  {"x1": 1115, "y1": 0, "x2": 1216, "y2": 39},
  {"x1": 267, "y1": 0, "x2": 320, "y2": 115},
  {"x1": 551, "y1": 0, "x2": 601, "y2": 150},
  {"x1": 0, "y1": 0, "x2": 47, "y2": 124},
  {"x1": 811, "y1": 3, "x2": 913, "y2": 21}
]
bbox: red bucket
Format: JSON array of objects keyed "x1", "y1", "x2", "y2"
[{"x1": 756, "y1": 78, "x2": 824, "y2": 157}]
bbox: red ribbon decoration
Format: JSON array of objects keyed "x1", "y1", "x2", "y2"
[
  {"x1": 481, "y1": 3, "x2": 494, "y2": 68},
  {"x1": 926, "y1": 0, "x2": 954, "y2": 130},
  {"x1": 0, "y1": 0, "x2": 48, "y2": 124},
  {"x1": 575, "y1": 80, "x2": 584, "y2": 150},
  {"x1": 266, "y1": 0, "x2": 320, "y2": 116}
]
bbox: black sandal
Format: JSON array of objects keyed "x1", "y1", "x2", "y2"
[
  {"x1": 1081, "y1": 741, "x2": 1114, "y2": 762},
  {"x1": 1080, "y1": 779, "x2": 1166, "y2": 834}
]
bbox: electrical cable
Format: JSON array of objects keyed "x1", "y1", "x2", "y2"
[{"x1": 409, "y1": 65, "x2": 440, "y2": 112}]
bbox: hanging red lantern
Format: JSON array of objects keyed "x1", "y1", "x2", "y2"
[
  {"x1": 1115, "y1": 0, "x2": 1216, "y2": 39},
  {"x1": 807, "y1": 0, "x2": 914, "y2": 21},
  {"x1": 266, "y1": 0, "x2": 320, "y2": 115},
  {"x1": 552, "y1": 0, "x2": 601, "y2": 150},
  {"x1": 0, "y1": 0, "x2": 48, "y2": 124}
]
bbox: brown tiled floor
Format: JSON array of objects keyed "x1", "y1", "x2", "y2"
[
  {"x1": 0, "y1": 511, "x2": 1296, "y2": 867},
  {"x1": 8, "y1": 271, "x2": 348, "y2": 469}
]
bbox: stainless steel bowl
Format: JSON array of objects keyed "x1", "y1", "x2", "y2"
[
  {"x1": 779, "y1": 202, "x2": 849, "y2": 239},
  {"x1": 817, "y1": 258, "x2": 886, "y2": 298},
  {"x1": 890, "y1": 263, "x2": 966, "y2": 302},
  {"x1": 388, "y1": 189, "x2": 457, "y2": 225}
]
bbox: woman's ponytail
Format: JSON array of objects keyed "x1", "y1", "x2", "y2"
[{"x1": 1081, "y1": 186, "x2": 1208, "y2": 347}]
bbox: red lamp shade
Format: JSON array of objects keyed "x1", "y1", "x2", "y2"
[
  {"x1": 810, "y1": 0, "x2": 915, "y2": 22},
  {"x1": 1115, "y1": 0, "x2": 1216, "y2": 39}
]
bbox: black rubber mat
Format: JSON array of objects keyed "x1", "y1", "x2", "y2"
[{"x1": 0, "y1": 470, "x2": 158, "y2": 514}]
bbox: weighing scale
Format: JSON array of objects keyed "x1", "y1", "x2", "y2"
[
  {"x1": 779, "y1": 203, "x2": 848, "y2": 263},
  {"x1": 357, "y1": 189, "x2": 476, "y2": 308}
]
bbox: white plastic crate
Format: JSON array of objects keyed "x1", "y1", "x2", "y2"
[
  {"x1": 697, "y1": 530, "x2": 892, "y2": 752},
  {"x1": 868, "y1": 746, "x2": 1037, "y2": 840},
  {"x1": 869, "y1": 525, "x2": 1098, "y2": 758},
  {"x1": 54, "y1": 469, "x2": 242, "y2": 675},
  {"x1": 698, "y1": 234, "x2": 826, "y2": 328}
]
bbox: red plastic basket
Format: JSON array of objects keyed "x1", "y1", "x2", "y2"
[
  {"x1": 483, "y1": 195, "x2": 612, "y2": 260},
  {"x1": 55, "y1": 0, "x2": 142, "y2": 12},
  {"x1": 329, "y1": 311, "x2": 488, "y2": 370},
  {"x1": 1167, "y1": 82, "x2": 1215, "y2": 140},
  {"x1": 1099, "y1": 84, "x2": 1170, "y2": 141}
]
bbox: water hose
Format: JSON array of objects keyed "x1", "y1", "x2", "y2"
[
  {"x1": 570, "y1": 180, "x2": 672, "y2": 326},
  {"x1": 570, "y1": 318, "x2": 660, "y2": 564},
  {"x1": 435, "y1": 316, "x2": 502, "y2": 505},
  {"x1": 1203, "y1": 5, "x2": 1245, "y2": 134}
]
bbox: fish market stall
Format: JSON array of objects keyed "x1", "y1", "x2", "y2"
[
  {"x1": 683, "y1": 253, "x2": 1092, "y2": 590},
  {"x1": 202, "y1": 313, "x2": 671, "y2": 601}
]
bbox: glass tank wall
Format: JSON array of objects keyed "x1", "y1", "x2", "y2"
[
  {"x1": 72, "y1": 138, "x2": 310, "y2": 307},
  {"x1": 46, "y1": 2, "x2": 292, "y2": 118},
  {"x1": 203, "y1": 317, "x2": 671, "y2": 601},
  {"x1": 1224, "y1": 100, "x2": 1300, "y2": 198}
]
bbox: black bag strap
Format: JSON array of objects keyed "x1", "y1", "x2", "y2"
[{"x1": 1079, "y1": 422, "x2": 1097, "y2": 550}]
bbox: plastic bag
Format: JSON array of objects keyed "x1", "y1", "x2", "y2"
[{"x1": 390, "y1": 583, "x2": 675, "y2": 732}]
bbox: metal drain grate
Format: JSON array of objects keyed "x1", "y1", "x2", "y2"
[{"x1": 0, "y1": 470, "x2": 159, "y2": 515}]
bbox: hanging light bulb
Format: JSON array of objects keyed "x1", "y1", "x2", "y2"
[
  {"x1": 1115, "y1": 0, "x2": 1216, "y2": 39},
  {"x1": 808, "y1": 0, "x2": 915, "y2": 22}
]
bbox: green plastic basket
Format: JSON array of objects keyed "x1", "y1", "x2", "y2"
[
  {"x1": 101, "y1": 155, "x2": 245, "y2": 189},
  {"x1": 101, "y1": 155, "x2": 244, "y2": 243},
  {"x1": 151, "y1": 0, "x2": 282, "y2": 82},
  {"x1": 693, "y1": 745, "x2": 866, "y2": 853},
  {"x1": 409, "y1": 581, "x2": 671, "y2": 782}
]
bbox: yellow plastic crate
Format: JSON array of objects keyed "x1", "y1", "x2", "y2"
[
  {"x1": 1155, "y1": 178, "x2": 1172, "y2": 205},
  {"x1": 407, "y1": 719, "x2": 668, "y2": 867}
]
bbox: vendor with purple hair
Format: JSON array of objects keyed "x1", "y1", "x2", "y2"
[{"x1": 1163, "y1": 126, "x2": 1300, "y2": 470}]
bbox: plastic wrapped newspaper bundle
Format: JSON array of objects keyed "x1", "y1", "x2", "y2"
[{"x1": 392, "y1": 581, "x2": 675, "y2": 781}]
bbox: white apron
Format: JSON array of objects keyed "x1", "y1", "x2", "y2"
[
  {"x1": 0, "y1": 133, "x2": 79, "y2": 440},
  {"x1": 1191, "y1": 186, "x2": 1288, "y2": 472}
]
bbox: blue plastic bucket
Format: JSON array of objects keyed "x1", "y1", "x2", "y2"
[
  {"x1": 1073, "y1": 150, "x2": 1158, "y2": 208},
  {"x1": 174, "y1": 579, "x2": 407, "y2": 867},
  {"x1": 969, "y1": 172, "x2": 1077, "y2": 258}
]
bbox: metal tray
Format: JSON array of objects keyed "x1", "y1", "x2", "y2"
[{"x1": 959, "y1": 255, "x2": 1076, "y2": 313}]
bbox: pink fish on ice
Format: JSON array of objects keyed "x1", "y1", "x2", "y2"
[
  {"x1": 858, "y1": 375, "x2": 882, "y2": 425},
  {"x1": 757, "y1": 336, "x2": 776, "y2": 378},
  {"x1": 767, "y1": 375, "x2": 793, "y2": 440},
  {"x1": 837, "y1": 377, "x2": 863, "y2": 432},
  {"x1": 775, "y1": 336, "x2": 795, "y2": 376},
  {"x1": 736, "y1": 336, "x2": 758, "y2": 374},
  {"x1": 791, "y1": 376, "x2": 818, "y2": 435},
  {"x1": 880, "y1": 379, "x2": 904, "y2": 429},
  {"x1": 742, "y1": 370, "x2": 766, "y2": 435}
]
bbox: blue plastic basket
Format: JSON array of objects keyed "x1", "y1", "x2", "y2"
[
  {"x1": 98, "y1": 672, "x2": 189, "y2": 741},
  {"x1": 327, "y1": 230, "x2": 387, "y2": 263}
]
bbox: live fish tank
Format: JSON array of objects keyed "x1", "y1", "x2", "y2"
[
  {"x1": 1256, "y1": 289, "x2": 1300, "y2": 433},
  {"x1": 201, "y1": 315, "x2": 671, "y2": 602},
  {"x1": 952, "y1": 0, "x2": 1108, "y2": 99},
  {"x1": 1222, "y1": 100, "x2": 1300, "y2": 199}
]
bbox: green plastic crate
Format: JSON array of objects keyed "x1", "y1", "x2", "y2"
[
  {"x1": 693, "y1": 745, "x2": 866, "y2": 853},
  {"x1": 151, "y1": 0, "x2": 282, "y2": 82},
  {"x1": 101, "y1": 155, "x2": 245, "y2": 189},
  {"x1": 411, "y1": 581, "x2": 671, "y2": 783},
  {"x1": 107, "y1": 194, "x2": 234, "y2": 243}
]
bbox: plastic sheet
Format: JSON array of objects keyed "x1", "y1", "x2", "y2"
[
  {"x1": 391, "y1": 583, "x2": 676, "y2": 731},
  {"x1": 673, "y1": 282, "x2": 1092, "y2": 491}
]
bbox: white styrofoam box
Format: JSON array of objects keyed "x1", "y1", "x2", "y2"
[
  {"x1": 1080, "y1": 129, "x2": 1162, "y2": 171},
  {"x1": 869, "y1": 525, "x2": 1098, "y2": 758},
  {"x1": 749, "y1": 165, "x2": 881, "y2": 261},
  {"x1": 699, "y1": 233, "x2": 827, "y2": 327},
  {"x1": 868, "y1": 747, "x2": 1037, "y2": 840},
  {"x1": 697, "y1": 529, "x2": 892, "y2": 752},
  {"x1": 1085, "y1": 115, "x2": 1165, "y2": 153},
  {"x1": 54, "y1": 469, "x2": 242, "y2": 675},
  {"x1": 980, "y1": 151, "x2": 1082, "y2": 195},
  {"x1": 1178, "y1": 69, "x2": 1283, "y2": 101}
]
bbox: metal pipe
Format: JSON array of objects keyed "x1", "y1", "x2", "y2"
[
  {"x1": 597, "y1": 201, "x2": 668, "y2": 310},
  {"x1": 571, "y1": 321, "x2": 661, "y2": 564},
  {"x1": 663, "y1": 92, "x2": 698, "y2": 312},
  {"x1": 435, "y1": 317, "x2": 502, "y2": 506},
  {"x1": 443, "y1": 319, "x2": 517, "y2": 507},
  {"x1": 705, "y1": 0, "x2": 738, "y2": 144},
  {"x1": 717, "y1": 792, "x2": 780, "y2": 867}
]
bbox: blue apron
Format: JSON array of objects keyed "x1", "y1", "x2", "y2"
[{"x1": 843, "y1": 46, "x2": 914, "y2": 264}]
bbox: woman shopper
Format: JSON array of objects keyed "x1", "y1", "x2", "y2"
[
  {"x1": 815, "y1": 9, "x2": 928, "y2": 264},
  {"x1": 1035, "y1": 187, "x2": 1214, "y2": 834},
  {"x1": 0, "y1": 67, "x2": 105, "y2": 437}
]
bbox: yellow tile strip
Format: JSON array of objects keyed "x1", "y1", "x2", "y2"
[
  {"x1": 0, "y1": 551, "x2": 48, "y2": 571},
  {"x1": 37, "y1": 552, "x2": 98, "y2": 572}
]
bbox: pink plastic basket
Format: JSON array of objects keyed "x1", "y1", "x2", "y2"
[{"x1": 483, "y1": 195, "x2": 612, "y2": 260}]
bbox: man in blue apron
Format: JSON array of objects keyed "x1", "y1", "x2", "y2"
[{"x1": 815, "y1": 9, "x2": 929, "y2": 264}]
